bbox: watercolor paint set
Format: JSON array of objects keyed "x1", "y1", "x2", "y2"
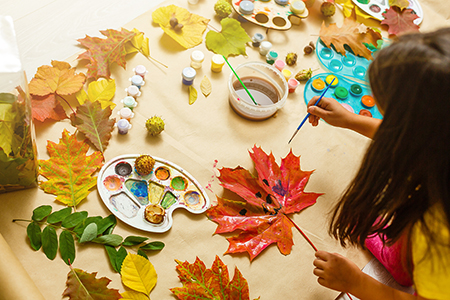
[
  {"x1": 97, "y1": 154, "x2": 211, "y2": 233},
  {"x1": 304, "y1": 73, "x2": 383, "y2": 119},
  {"x1": 232, "y1": 0, "x2": 309, "y2": 31},
  {"x1": 352, "y1": 0, "x2": 423, "y2": 25}
]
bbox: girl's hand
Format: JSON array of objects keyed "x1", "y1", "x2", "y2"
[
  {"x1": 307, "y1": 96, "x2": 354, "y2": 128},
  {"x1": 313, "y1": 251, "x2": 362, "y2": 293}
]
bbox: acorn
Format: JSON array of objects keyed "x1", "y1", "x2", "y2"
[
  {"x1": 304, "y1": 41, "x2": 316, "y2": 55},
  {"x1": 135, "y1": 154, "x2": 155, "y2": 176},
  {"x1": 320, "y1": 2, "x2": 336, "y2": 17},
  {"x1": 145, "y1": 116, "x2": 165, "y2": 136},
  {"x1": 170, "y1": 17, "x2": 178, "y2": 28},
  {"x1": 174, "y1": 23, "x2": 184, "y2": 31},
  {"x1": 285, "y1": 52, "x2": 298, "y2": 66}
]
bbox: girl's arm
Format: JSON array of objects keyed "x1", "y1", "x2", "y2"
[
  {"x1": 313, "y1": 251, "x2": 431, "y2": 300},
  {"x1": 307, "y1": 96, "x2": 382, "y2": 139}
]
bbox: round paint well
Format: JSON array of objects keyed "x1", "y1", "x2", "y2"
[
  {"x1": 350, "y1": 84, "x2": 363, "y2": 96},
  {"x1": 325, "y1": 75, "x2": 338, "y2": 87},
  {"x1": 255, "y1": 13, "x2": 269, "y2": 23},
  {"x1": 359, "y1": 109, "x2": 373, "y2": 117},
  {"x1": 311, "y1": 78, "x2": 326, "y2": 92},
  {"x1": 273, "y1": 16, "x2": 287, "y2": 27},
  {"x1": 369, "y1": 4, "x2": 381, "y2": 13},
  {"x1": 361, "y1": 95, "x2": 375, "y2": 108},
  {"x1": 155, "y1": 167, "x2": 170, "y2": 180},
  {"x1": 334, "y1": 87, "x2": 349, "y2": 100},
  {"x1": 353, "y1": 66, "x2": 366, "y2": 78},
  {"x1": 115, "y1": 162, "x2": 132, "y2": 176},
  {"x1": 342, "y1": 54, "x2": 356, "y2": 67},
  {"x1": 329, "y1": 59, "x2": 343, "y2": 72},
  {"x1": 341, "y1": 103, "x2": 354, "y2": 113},
  {"x1": 320, "y1": 48, "x2": 334, "y2": 60},
  {"x1": 171, "y1": 176, "x2": 188, "y2": 191},
  {"x1": 184, "y1": 191, "x2": 200, "y2": 206},
  {"x1": 104, "y1": 175, "x2": 122, "y2": 191}
]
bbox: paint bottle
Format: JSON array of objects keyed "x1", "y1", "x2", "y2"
[
  {"x1": 126, "y1": 85, "x2": 141, "y2": 98},
  {"x1": 190, "y1": 50, "x2": 205, "y2": 69},
  {"x1": 288, "y1": 78, "x2": 299, "y2": 93},
  {"x1": 274, "y1": 59, "x2": 285, "y2": 71},
  {"x1": 239, "y1": 1, "x2": 254, "y2": 14},
  {"x1": 118, "y1": 107, "x2": 134, "y2": 121},
  {"x1": 252, "y1": 33, "x2": 264, "y2": 47},
  {"x1": 121, "y1": 96, "x2": 138, "y2": 109},
  {"x1": 334, "y1": 87, "x2": 349, "y2": 100},
  {"x1": 130, "y1": 75, "x2": 145, "y2": 89},
  {"x1": 282, "y1": 69, "x2": 292, "y2": 81},
  {"x1": 266, "y1": 50, "x2": 278, "y2": 65},
  {"x1": 134, "y1": 65, "x2": 148, "y2": 78},
  {"x1": 117, "y1": 119, "x2": 132, "y2": 134},
  {"x1": 325, "y1": 75, "x2": 339, "y2": 87},
  {"x1": 290, "y1": 0, "x2": 306, "y2": 14},
  {"x1": 211, "y1": 54, "x2": 225, "y2": 73},
  {"x1": 259, "y1": 41, "x2": 272, "y2": 56},
  {"x1": 182, "y1": 67, "x2": 196, "y2": 86}
]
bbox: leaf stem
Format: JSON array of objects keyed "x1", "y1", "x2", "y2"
[
  {"x1": 147, "y1": 55, "x2": 168, "y2": 68},
  {"x1": 12, "y1": 218, "x2": 33, "y2": 223},
  {"x1": 56, "y1": 93, "x2": 76, "y2": 116},
  {"x1": 207, "y1": 24, "x2": 220, "y2": 32}
]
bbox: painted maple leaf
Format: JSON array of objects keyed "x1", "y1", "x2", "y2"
[
  {"x1": 207, "y1": 146, "x2": 323, "y2": 261},
  {"x1": 171, "y1": 256, "x2": 259, "y2": 300},
  {"x1": 77, "y1": 28, "x2": 139, "y2": 80},
  {"x1": 319, "y1": 11, "x2": 382, "y2": 60},
  {"x1": 39, "y1": 129, "x2": 103, "y2": 207},
  {"x1": 381, "y1": 7, "x2": 419, "y2": 36}
]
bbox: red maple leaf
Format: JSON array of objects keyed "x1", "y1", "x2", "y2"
[
  {"x1": 381, "y1": 7, "x2": 420, "y2": 36},
  {"x1": 31, "y1": 94, "x2": 67, "y2": 122},
  {"x1": 207, "y1": 146, "x2": 323, "y2": 260}
]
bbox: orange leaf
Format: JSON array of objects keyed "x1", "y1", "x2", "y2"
[
  {"x1": 319, "y1": 11, "x2": 382, "y2": 60},
  {"x1": 31, "y1": 94, "x2": 67, "y2": 122},
  {"x1": 39, "y1": 129, "x2": 103, "y2": 207},
  {"x1": 381, "y1": 7, "x2": 419, "y2": 36},
  {"x1": 77, "y1": 28, "x2": 137, "y2": 80}
]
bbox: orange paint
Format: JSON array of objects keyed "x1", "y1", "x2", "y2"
[
  {"x1": 312, "y1": 78, "x2": 325, "y2": 91},
  {"x1": 359, "y1": 109, "x2": 372, "y2": 117},
  {"x1": 361, "y1": 95, "x2": 375, "y2": 108}
]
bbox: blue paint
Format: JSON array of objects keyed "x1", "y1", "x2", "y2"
[
  {"x1": 272, "y1": 180, "x2": 287, "y2": 197},
  {"x1": 125, "y1": 180, "x2": 149, "y2": 205}
]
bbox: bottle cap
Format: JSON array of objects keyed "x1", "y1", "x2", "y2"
[
  {"x1": 119, "y1": 107, "x2": 134, "y2": 119},
  {"x1": 335, "y1": 87, "x2": 349, "y2": 100},
  {"x1": 122, "y1": 96, "x2": 137, "y2": 108},
  {"x1": 191, "y1": 50, "x2": 205, "y2": 63},
  {"x1": 267, "y1": 51, "x2": 278, "y2": 61},
  {"x1": 211, "y1": 54, "x2": 225, "y2": 65},
  {"x1": 117, "y1": 119, "x2": 132, "y2": 134},
  {"x1": 282, "y1": 69, "x2": 292, "y2": 80},
  {"x1": 252, "y1": 33, "x2": 264, "y2": 43},
  {"x1": 350, "y1": 84, "x2": 363, "y2": 96},
  {"x1": 260, "y1": 41, "x2": 272, "y2": 51},
  {"x1": 134, "y1": 65, "x2": 147, "y2": 77},
  {"x1": 290, "y1": 0, "x2": 306, "y2": 14},
  {"x1": 275, "y1": 0, "x2": 289, "y2": 5},
  {"x1": 131, "y1": 75, "x2": 144, "y2": 87},
  {"x1": 182, "y1": 67, "x2": 196, "y2": 81},
  {"x1": 325, "y1": 75, "x2": 338, "y2": 87},
  {"x1": 288, "y1": 78, "x2": 299, "y2": 90},
  {"x1": 239, "y1": 1, "x2": 254, "y2": 14},
  {"x1": 274, "y1": 59, "x2": 286, "y2": 71},
  {"x1": 126, "y1": 85, "x2": 141, "y2": 97}
]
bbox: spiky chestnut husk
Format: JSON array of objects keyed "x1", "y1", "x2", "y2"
[
  {"x1": 285, "y1": 52, "x2": 298, "y2": 66},
  {"x1": 295, "y1": 68, "x2": 313, "y2": 81},
  {"x1": 135, "y1": 155, "x2": 155, "y2": 176},
  {"x1": 145, "y1": 116, "x2": 165, "y2": 136},
  {"x1": 214, "y1": 0, "x2": 232, "y2": 19},
  {"x1": 320, "y1": 2, "x2": 336, "y2": 17}
]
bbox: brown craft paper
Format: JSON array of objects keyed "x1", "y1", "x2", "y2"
[{"x1": 0, "y1": 234, "x2": 45, "y2": 300}]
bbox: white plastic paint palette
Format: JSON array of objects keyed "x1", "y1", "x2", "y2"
[
  {"x1": 352, "y1": 0, "x2": 423, "y2": 25},
  {"x1": 231, "y1": 0, "x2": 309, "y2": 31},
  {"x1": 97, "y1": 154, "x2": 210, "y2": 233}
]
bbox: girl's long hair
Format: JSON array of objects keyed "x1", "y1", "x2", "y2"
[{"x1": 329, "y1": 28, "x2": 450, "y2": 250}]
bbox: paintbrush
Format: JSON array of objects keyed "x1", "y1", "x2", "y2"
[
  {"x1": 222, "y1": 55, "x2": 258, "y2": 105},
  {"x1": 288, "y1": 78, "x2": 335, "y2": 144}
]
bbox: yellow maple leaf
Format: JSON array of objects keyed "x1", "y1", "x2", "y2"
[
  {"x1": 127, "y1": 28, "x2": 150, "y2": 57},
  {"x1": 121, "y1": 290, "x2": 148, "y2": 300},
  {"x1": 76, "y1": 79, "x2": 116, "y2": 110},
  {"x1": 152, "y1": 5, "x2": 210, "y2": 49},
  {"x1": 121, "y1": 253, "x2": 157, "y2": 296},
  {"x1": 29, "y1": 60, "x2": 86, "y2": 96}
]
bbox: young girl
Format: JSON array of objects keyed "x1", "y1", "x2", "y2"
[{"x1": 307, "y1": 28, "x2": 450, "y2": 299}]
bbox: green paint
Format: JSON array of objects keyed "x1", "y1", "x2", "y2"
[
  {"x1": 171, "y1": 176, "x2": 187, "y2": 191},
  {"x1": 161, "y1": 192, "x2": 177, "y2": 209}
]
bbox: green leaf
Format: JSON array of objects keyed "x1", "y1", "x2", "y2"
[
  {"x1": 47, "y1": 207, "x2": 72, "y2": 224},
  {"x1": 59, "y1": 230, "x2": 75, "y2": 265},
  {"x1": 123, "y1": 236, "x2": 148, "y2": 246},
  {"x1": 205, "y1": 18, "x2": 251, "y2": 58},
  {"x1": 79, "y1": 223, "x2": 98, "y2": 243},
  {"x1": 139, "y1": 241, "x2": 165, "y2": 251},
  {"x1": 116, "y1": 246, "x2": 128, "y2": 273},
  {"x1": 62, "y1": 211, "x2": 88, "y2": 228},
  {"x1": 137, "y1": 249, "x2": 148, "y2": 260},
  {"x1": 42, "y1": 226, "x2": 58, "y2": 260},
  {"x1": 105, "y1": 245, "x2": 119, "y2": 273},
  {"x1": 92, "y1": 234, "x2": 123, "y2": 247},
  {"x1": 97, "y1": 215, "x2": 116, "y2": 235},
  {"x1": 73, "y1": 216, "x2": 102, "y2": 239},
  {"x1": 32, "y1": 205, "x2": 52, "y2": 222},
  {"x1": 27, "y1": 222, "x2": 42, "y2": 251}
]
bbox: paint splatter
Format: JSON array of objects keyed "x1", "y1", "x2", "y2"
[
  {"x1": 104, "y1": 175, "x2": 123, "y2": 191},
  {"x1": 205, "y1": 159, "x2": 219, "y2": 194}
]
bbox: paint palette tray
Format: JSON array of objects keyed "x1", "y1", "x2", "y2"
[
  {"x1": 316, "y1": 38, "x2": 373, "y2": 83},
  {"x1": 97, "y1": 154, "x2": 211, "y2": 233},
  {"x1": 304, "y1": 73, "x2": 383, "y2": 119},
  {"x1": 352, "y1": 0, "x2": 423, "y2": 25},
  {"x1": 231, "y1": 0, "x2": 309, "y2": 31}
]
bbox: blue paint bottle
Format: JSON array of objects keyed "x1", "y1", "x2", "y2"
[{"x1": 182, "y1": 67, "x2": 196, "y2": 86}]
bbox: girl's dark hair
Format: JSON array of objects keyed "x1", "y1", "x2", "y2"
[{"x1": 329, "y1": 28, "x2": 450, "y2": 250}]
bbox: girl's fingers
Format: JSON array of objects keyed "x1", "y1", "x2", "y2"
[
  {"x1": 313, "y1": 267, "x2": 325, "y2": 277},
  {"x1": 315, "y1": 250, "x2": 330, "y2": 260}
]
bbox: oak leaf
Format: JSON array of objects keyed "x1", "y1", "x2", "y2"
[
  {"x1": 205, "y1": 18, "x2": 251, "y2": 58},
  {"x1": 152, "y1": 5, "x2": 210, "y2": 49},
  {"x1": 171, "y1": 256, "x2": 259, "y2": 300},
  {"x1": 39, "y1": 129, "x2": 103, "y2": 207},
  {"x1": 207, "y1": 146, "x2": 322, "y2": 260},
  {"x1": 70, "y1": 101, "x2": 115, "y2": 154},
  {"x1": 319, "y1": 12, "x2": 382, "y2": 60},
  {"x1": 76, "y1": 79, "x2": 116, "y2": 110},
  {"x1": 381, "y1": 7, "x2": 419, "y2": 36},
  {"x1": 77, "y1": 28, "x2": 139, "y2": 80},
  {"x1": 121, "y1": 253, "x2": 157, "y2": 296},
  {"x1": 62, "y1": 266, "x2": 121, "y2": 300}
]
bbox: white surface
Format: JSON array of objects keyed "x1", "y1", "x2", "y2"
[{"x1": 0, "y1": 0, "x2": 166, "y2": 78}]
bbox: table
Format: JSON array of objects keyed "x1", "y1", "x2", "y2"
[{"x1": 1, "y1": 0, "x2": 449, "y2": 299}]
